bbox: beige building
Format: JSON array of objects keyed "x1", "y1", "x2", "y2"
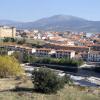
[{"x1": 0, "y1": 26, "x2": 16, "y2": 38}]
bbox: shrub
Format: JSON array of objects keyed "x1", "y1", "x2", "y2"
[
  {"x1": 32, "y1": 57, "x2": 83, "y2": 67},
  {"x1": 63, "y1": 74, "x2": 73, "y2": 84},
  {"x1": 0, "y1": 56, "x2": 24, "y2": 78},
  {"x1": 11, "y1": 51, "x2": 22, "y2": 63},
  {"x1": 3, "y1": 37, "x2": 16, "y2": 42},
  {"x1": 0, "y1": 48, "x2": 7, "y2": 55},
  {"x1": 32, "y1": 67, "x2": 70, "y2": 94},
  {"x1": 17, "y1": 39, "x2": 26, "y2": 45}
]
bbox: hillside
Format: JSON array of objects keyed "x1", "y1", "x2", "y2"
[{"x1": 0, "y1": 15, "x2": 100, "y2": 32}]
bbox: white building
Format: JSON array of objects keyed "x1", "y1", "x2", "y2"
[
  {"x1": 55, "y1": 50, "x2": 75, "y2": 58},
  {"x1": 32, "y1": 48, "x2": 52, "y2": 57},
  {"x1": 88, "y1": 51, "x2": 100, "y2": 62},
  {"x1": 32, "y1": 48, "x2": 75, "y2": 59}
]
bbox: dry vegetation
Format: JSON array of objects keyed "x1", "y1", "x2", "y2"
[{"x1": 0, "y1": 78, "x2": 100, "y2": 100}]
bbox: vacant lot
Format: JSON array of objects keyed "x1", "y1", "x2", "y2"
[{"x1": 0, "y1": 78, "x2": 100, "y2": 100}]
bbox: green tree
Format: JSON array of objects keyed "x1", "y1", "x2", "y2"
[
  {"x1": 3, "y1": 37, "x2": 16, "y2": 42},
  {"x1": 0, "y1": 48, "x2": 7, "y2": 55},
  {"x1": 22, "y1": 52, "x2": 30, "y2": 63},
  {"x1": 17, "y1": 38, "x2": 26, "y2": 45},
  {"x1": 32, "y1": 67, "x2": 68, "y2": 94}
]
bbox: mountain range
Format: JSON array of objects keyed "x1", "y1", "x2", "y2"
[{"x1": 0, "y1": 15, "x2": 100, "y2": 32}]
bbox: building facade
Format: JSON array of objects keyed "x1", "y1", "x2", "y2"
[
  {"x1": 0, "y1": 44, "x2": 75, "y2": 59},
  {"x1": 0, "y1": 26, "x2": 16, "y2": 38},
  {"x1": 88, "y1": 51, "x2": 100, "y2": 62},
  {"x1": 32, "y1": 48, "x2": 75, "y2": 58},
  {"x1": 55, "y1": 50, "x2": 75, "y2": 58}
]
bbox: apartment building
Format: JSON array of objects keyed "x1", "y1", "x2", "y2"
[
  {"x1": 32, "y1": 48, "x2": 75, "y2": 58},
  {"x1": 88, "y1": 51, "x2": 100, "y2": 62},
  {"x1": 55, "y1": 50, "x2": 75, "y2": 58},
  {"x1": 0, "y1": 26, "x2": 16, "y2": 38},
  {"x1": 0, "y1": 44, "x2": 75, "y2": 59},
  {"x1": 32, "y1": 48, "x2": 52, "y2": 57}
]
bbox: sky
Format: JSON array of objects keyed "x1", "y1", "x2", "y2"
[{"x1": 0, "y1": 0, "x2": 100, "y2": 22}]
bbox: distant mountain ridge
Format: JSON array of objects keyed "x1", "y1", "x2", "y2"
[{"x1": 0, "y1": 15, "x2": 100, "y2": 32}]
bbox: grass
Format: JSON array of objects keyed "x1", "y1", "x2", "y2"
[
  {"x1": 25, "y1": 39, "x2": 46, "y2": 45},
  {"x1": 0, "y1": 78, "x2": 100, "y2": 100},
  {"x1": 0, "y1": 39, "x2": 46, "y2": 46}
]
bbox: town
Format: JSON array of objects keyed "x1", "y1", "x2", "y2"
[
  {"x1": 0, "y1": 25, "x2": 100, "y2": 87},
  {"x1": 0, "y1": 25, "x2": 100, "y2": 100},
  {"x1": 0, "y1": 1, "x2": 100, "y2": 99},
  {"x1": 0, "y1": 25, "x2": 100, "y2": 62}
]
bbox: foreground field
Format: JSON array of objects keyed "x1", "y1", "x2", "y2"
[{"x1": 0, "y1": 78, "x2": 100, "y2": 100}]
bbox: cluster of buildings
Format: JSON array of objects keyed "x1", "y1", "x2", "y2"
[
  {"x1": 0, "y1": 25, "x2": 100, "y2": 62},
  {"x1": 0, "y1": 44, "x2": 75, "y2": 59}
]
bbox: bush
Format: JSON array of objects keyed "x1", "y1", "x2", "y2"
[
  {"x1": 64, "y1": 74, "x2": 73, "y2": 85},
  {"x1": 32, "y1": 57, "x2": 83, "y2": 67},
  {"x1": 0, "y1": 56, "x2": 24, "y2": 78},
  {"x1": 11, "y1": 51, "x2": 22, "y2": 63},
  {"x1": 32, "y1": 68, "x2": 68, "y2": 94},
  {"x1": 0, "y1": 48, "x2": 7, "y2": 55},
  {"x1": 3, "y1": 37, "x2": 16, "y2": 42},
  {"x1": 17, "y1": 39, "x2": 26, "y2": 45}
]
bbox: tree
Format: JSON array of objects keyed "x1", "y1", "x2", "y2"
[
  {"x1": 0, "y1": 56, "x2": 24, "y2": 78},
  {"x1": 0, "y1": 48, "x2": 7, "y2": 55},
  {"x1": 22, "y1": 52, "x2": 30, "y2": 63},
  {"x1": 17, "y1": 38, "x2": 26, "y2": 45},
  {"x1": 32, "y1": 67, "x2": 68, "y2": 94},
  {"x1": 3, "y1": 37, "x2": 16, "y2": 42}
]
